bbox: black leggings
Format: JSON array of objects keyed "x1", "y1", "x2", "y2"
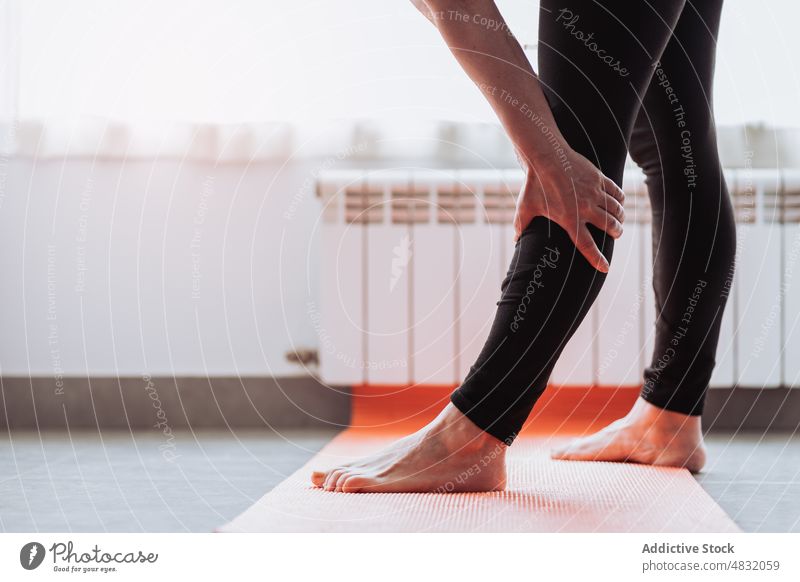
[{"x1": 450, "y1": 0, "x2": 736, "y2": 444}]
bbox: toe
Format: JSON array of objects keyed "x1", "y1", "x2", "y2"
[
  {"x1": 333, "y1": 471, "x2": 350, "y2": 492},
  {"x1": 552, "y1": 443, "x2": 599, "y2": 461},
  {"x1": 550, "y1": 440, "x2": 578, "y2": 459},
  {"x1": 323, "y1": 469, "x2": 344, "y2": 491},
  {"x1": 342, "y1": 474, "x2": 372, "y2": 493},
  {"x1": 311, "y1": 471, "x2": 326, "y2": 488}
]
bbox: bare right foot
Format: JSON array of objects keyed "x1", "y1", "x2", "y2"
[
  {"x1": 311, "y1": 403, "x2": 507, "y2": 493},
  {"x1": 551, "y1": 397, "x2": 707, "y2": 473}
]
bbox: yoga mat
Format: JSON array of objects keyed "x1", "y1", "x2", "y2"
[{"x1": 219, "y1": 386, "x2": 740, "y2": 532}]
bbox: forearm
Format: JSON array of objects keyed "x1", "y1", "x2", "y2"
[{"x1": 419, "y1": 0, "x2": 569, "y2": 168}]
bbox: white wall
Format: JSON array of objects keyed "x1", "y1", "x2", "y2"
[{"x1": 0, "y1": 157, "x2": 325, "y2": 377}]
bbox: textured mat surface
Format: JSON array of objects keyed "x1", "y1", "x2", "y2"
[{"x1": 219, "y1": 429, "x2": 741, "y2": 533}]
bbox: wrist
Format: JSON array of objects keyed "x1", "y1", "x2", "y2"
[{"x1": 516, "y1": 142, "x2": 575, "y2": 175}]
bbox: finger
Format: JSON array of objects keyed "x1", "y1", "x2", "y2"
[
  {"x1": 588, "y1": 207, "x2": 624, "y2": 239},
  {"x1": 597, "y1": 192, "x2": 625, "y2": 224},
  {"x1": 573, "y1": 227, "x2": 609, "y2": 272},
  {"x1": 603, "y1": 177, "x2": 625, "y2": 204}
]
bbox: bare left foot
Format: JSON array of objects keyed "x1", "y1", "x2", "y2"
[
  {"x1": 310, "y1": 403, "x2": 507, "y2": 493},
  {"x1": 551, "y1": 397, "x2": 706, "y2": 473}
]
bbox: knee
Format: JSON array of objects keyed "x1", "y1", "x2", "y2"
[
  {"x1": 630, "y1": 125, "x2": 724, "y2": 181},
  {"x1": 628, "y1": 125, "x2": 661, "y2": 177}
]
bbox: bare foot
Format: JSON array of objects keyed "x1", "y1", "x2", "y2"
[
  {"x1": 551, "y1": 397, "x2": 706, "y2": 473},
  {"x1": 310, "y1": 403, "x2": 507, "y2": 493}
]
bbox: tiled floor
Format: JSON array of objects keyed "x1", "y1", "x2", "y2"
[
  {"x1": 1, "y1": 430, "x2": 798, "y2": 532},
  {"x1": 0, "y1": 429, "x2": 335, "y2": 532},
  {"x1": 696, "y1": 433, "x2": 800, "y2": 532}
]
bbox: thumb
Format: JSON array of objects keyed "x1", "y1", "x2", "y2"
[{"x1": 513, "y1": 211, "x2": 522, "y2": 242}]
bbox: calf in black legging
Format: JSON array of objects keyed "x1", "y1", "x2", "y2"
[{"x1": 312, "y1": 0, "x2": 734, "y2": 493}]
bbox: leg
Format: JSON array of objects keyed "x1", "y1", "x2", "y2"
[
  {"x1": 451, "y1": 0, "x2": 688, "y2": 443},
  {"x1": 312, "y1": 0, "x2": 686, "y2": 492},
  {"x1": 553, "y1": 0, "x2": 735, "y2": 472}
]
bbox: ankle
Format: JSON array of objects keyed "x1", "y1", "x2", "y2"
[
  {"x1": 433, "y1": 404, "x2": 507, "y2": 454},
  {"x1": 629, "y1": 398, "x2": 703, "y2": 439}
]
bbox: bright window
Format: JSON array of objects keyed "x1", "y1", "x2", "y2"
[{"x1": 7, "y1": 0, "x2": 800, "y2": 127}]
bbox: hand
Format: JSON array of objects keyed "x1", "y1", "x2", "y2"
[{"x1": 513, "y1": 148, "x2": 626, "y2": 273}]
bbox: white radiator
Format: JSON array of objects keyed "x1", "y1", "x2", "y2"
[{"x1": 315, "y1": 168, "x2": 800, "y2": 389}]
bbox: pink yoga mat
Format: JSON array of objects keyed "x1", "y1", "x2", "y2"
[{"x1": 219, "y1": 430, "x2": 740, "y2": 533}]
